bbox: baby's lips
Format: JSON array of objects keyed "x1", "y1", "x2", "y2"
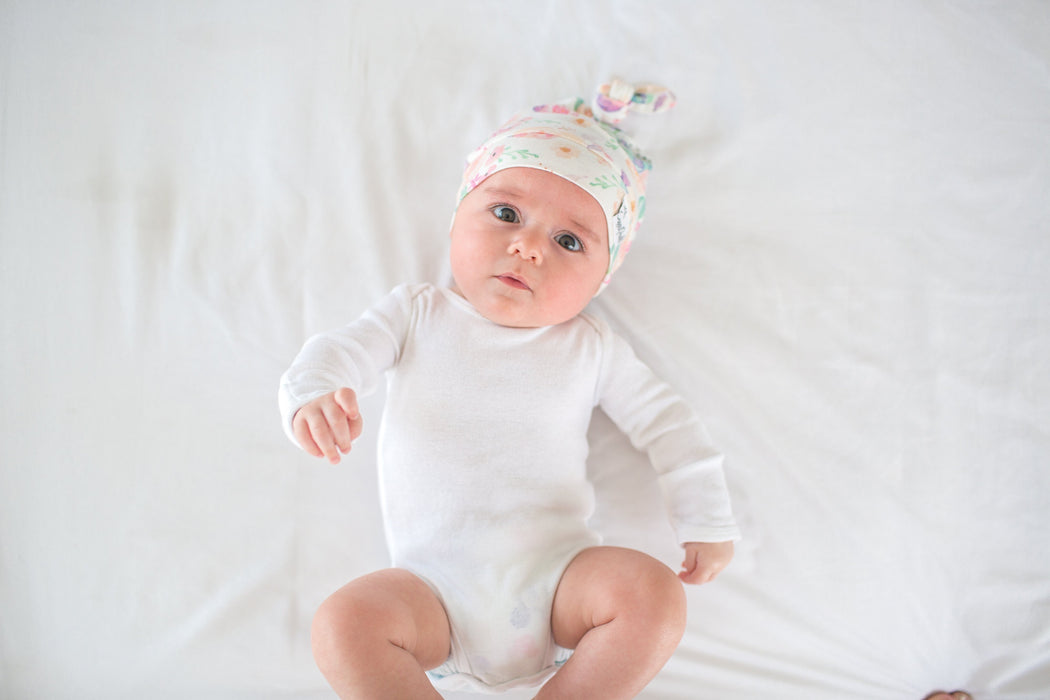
[{"x1": 497, "y1": 273, "x2": 531, "y2": 291}]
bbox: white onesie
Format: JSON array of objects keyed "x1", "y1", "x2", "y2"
[{"x1": 279, "y1": 283, "x2": 740, "y2": 692}]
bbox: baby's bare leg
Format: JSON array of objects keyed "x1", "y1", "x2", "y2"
[
  {"x1": 311, "y1": 568, "x2": 450, "y2": 700},
  {"x1": 541, "y1": 547, "x2": 687, "y2": 700}
]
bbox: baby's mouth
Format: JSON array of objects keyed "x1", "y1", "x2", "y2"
[{"x1": 496, "y1": 274, "x2": 531, "y2": 291}]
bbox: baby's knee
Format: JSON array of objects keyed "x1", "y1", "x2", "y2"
[
  {"x1": 588, "y1": 551, "x2": 686, "y2": 643},
  {"x1": 311, "y1": 591, "x2": 362, "y2": 665},
  {"x1": 629, "y1": 558, "x2": 687, "y2": 637},
  {"x1": 311, "y1": 582, "x2": 388, "y2": 666},
  {"x1": 311, "y1": 569, "x2": 450, "y2": 675}
]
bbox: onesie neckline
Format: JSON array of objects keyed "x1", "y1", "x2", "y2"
[{"x1": 436, "y1": 284, "x2": 587, "y2": 336}]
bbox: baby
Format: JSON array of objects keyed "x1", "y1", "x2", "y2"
[{"x1": 279, "y1": 80, "x2": 741, "y2": 699}]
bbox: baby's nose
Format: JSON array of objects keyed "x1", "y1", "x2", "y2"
[{"x1": 508, "y1": 231, "x2": 543, "y2": 262}]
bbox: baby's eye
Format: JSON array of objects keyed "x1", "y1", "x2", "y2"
[
  {"x1": 555, "y1": 233, "x2": 583, "y2": 252},
  {"x1": 492, "y1": 206, "x2": 519, "y2": 223}
]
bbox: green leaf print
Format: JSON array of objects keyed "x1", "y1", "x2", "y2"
[
  {"x1": 499, "y1": 148, "x2": 539, "y2": 162},
  {"x1": 588, "y1": 174, "x2": 618, "y2": 190}
]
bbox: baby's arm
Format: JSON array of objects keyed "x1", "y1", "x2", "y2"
[
  {"x1": 292, "y1": 387, "x2": 363, "y2": 465},
  {"x1": 594, "y1": 325, "x2": 741, "y2": 580},
  {"x1": 280, "y1": 285, "x2": 420, "y2": 458},
  {"x1": 678, "y1": 541, "x2": 734, "y2": 585}
]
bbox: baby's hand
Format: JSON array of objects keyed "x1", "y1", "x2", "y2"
[
  {"x1": 292, "y1": 388, "x2": 363, "y2": 465},
  {"x1": 678, "y1": 541, "x2": 734, "y2": 585}
]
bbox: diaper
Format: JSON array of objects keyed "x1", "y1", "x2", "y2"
[{"x1": 416, "y1": 546, "x2": 586, "y2": 693}]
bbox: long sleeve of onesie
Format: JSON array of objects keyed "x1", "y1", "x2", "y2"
[
  {"x1": 596, "y1": 329, "x2": 741, "y2": 544},
  {"x1": 277, "y1": 285, "x2": 411, "y2": 444}
]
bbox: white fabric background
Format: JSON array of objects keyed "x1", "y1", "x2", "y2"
[{"x1": 2, "y1": 2, "x2": 1048, "y2": 699}]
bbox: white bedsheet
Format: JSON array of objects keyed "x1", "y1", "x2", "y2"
[{"x1": 2, "y1": 2, "x2": 1048, "y2": 698}]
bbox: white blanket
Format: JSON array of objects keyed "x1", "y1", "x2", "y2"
[{"x1": 2, "y1": 2, "x2": 1048, "y2": 698}]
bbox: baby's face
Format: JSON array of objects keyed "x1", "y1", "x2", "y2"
[{"x1": 449, "y1": 167, "x2": 609, "y2": 328}]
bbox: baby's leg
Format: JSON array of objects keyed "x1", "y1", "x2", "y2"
[
  {"x1": 311, "y1": 568, "x2": 450, "y2": 700},
  {"x1": 541, "y1": 546, "x2": 687, "y2": 700}
]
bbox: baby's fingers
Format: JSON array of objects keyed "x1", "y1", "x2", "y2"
[
  {"x1": 292, "y1": 410, "x2": 326, "y2": 459},
  {"x1": 322, "y1": 402, "x2": 357, "y2": 459},
  {"x1": 678, "y1": 541, "x2": 734, "y2": 585},
  {"x1": 332, "y1": 388, "x2": 363, "y2": 443},
  {"x1": 305, "y1": 408, "x2": 344, "y2": 464},
  {"x1": 677, "y1": 550, "x2": 700, "y2": 583},
  {"x1": 680, "y1": 561, "x2": 717, "y2": 585},
  {"x1": 291, "y1": 390, "x2": 363, "y2": 465}
]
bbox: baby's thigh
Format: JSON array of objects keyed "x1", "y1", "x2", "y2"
[
  {"x1": 312, "y1": 568, "x2": 451, "y2": 670},
  {"x1": 549, "y1": 546, "x2": 685, "y2": 650}
]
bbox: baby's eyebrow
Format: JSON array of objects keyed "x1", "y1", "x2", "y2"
[
  {"x1": 478, "y1": 185, "x2": 524, "y2": 201},
  {"x1": 569, "y1": 218, "x2": 604, "y2": 246}
]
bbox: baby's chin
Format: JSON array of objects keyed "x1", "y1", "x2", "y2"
[{"x1": 449, "y1": 284, "x2": 579, "y2": 329}]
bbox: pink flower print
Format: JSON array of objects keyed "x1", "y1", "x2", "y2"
[
  {"x1": 618, "y1": 237, "x2": 633, "y2": 261},
  {"x1": 532, "y1": 99, "x2": 593, "y2": 118},
  {"x1": 534, "y1": 104, "x2": 571, "y2": 115},
  {"x1": 512, "y1": 130, "x2": 558, "y2": 140},
  {"x1": 466, "y1": 170, "x2": 487, "y2": 192},
  {"x1": 587, "y1": 143, "x2": 614, "y2": 163},
  {"x1": 464, "y1": 149, "x2": 503, "y2": 192}
]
